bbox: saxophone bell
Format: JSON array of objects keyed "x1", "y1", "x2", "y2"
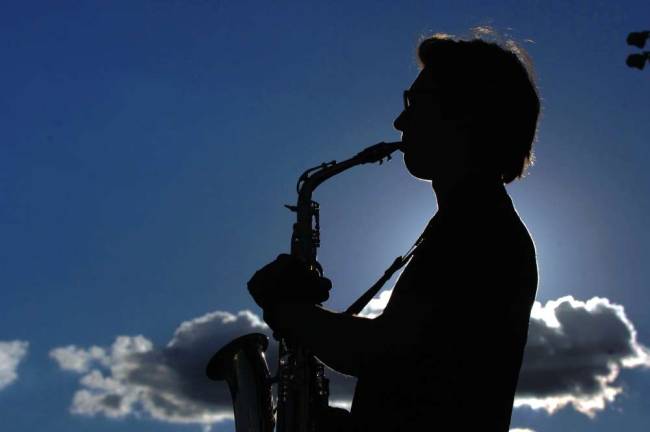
[{"x1": 206, "y1": 333, "x2": 275, "y2": 432}]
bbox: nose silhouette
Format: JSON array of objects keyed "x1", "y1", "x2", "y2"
[{"x1": 394, "y1": 110, "x2": 407, "y2": 131}]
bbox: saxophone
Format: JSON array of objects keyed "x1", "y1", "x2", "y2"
[{"x1": 206, "y1": 141, "x2": 403, "y2": 432}]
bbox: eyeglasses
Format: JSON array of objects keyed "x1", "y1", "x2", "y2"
[
  {"x1": 403, "y1": 90, "x2": 412, "y2": 111},
  {"x1": 402, "y1": 90, "x2": 441, "y2": 111},
  {"x1": 403, "y1": 89, "x2": 440, "y2": 111}
]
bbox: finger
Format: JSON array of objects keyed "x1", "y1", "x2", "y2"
[
  {"x1": 314, "y1": 277, "x2": 332, "y2": 303},
  {"x1": 276, "y1": 253, "x2": 289, "y2": 261},
  {"x1": 276, "y1": 254, "x2": 295, "y2": 265},
  {"x1": 249, "y1": 255, "x2": 292, "y2": 285},
  {"x1": 319, "y1": 277, "x2": 332, "y2": 292}
]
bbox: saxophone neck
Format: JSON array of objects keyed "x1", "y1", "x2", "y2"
[{"x1": 298, "y1": 141, "x2": 403, "y2": 195}]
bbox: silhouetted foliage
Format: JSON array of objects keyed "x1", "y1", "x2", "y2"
[{"x1": 626, "y1": 31, "x2": 649, "y2": 70}]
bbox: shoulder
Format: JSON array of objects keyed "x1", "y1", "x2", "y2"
[
  {"x1": 416, "y1": 200, "x2": 537, "y2": 292},
  {"x1": 416, "y1": 199, "x2": 533, "y2": 260}
]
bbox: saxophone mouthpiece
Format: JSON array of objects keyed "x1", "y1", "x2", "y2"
[
  {"x1": 391, "y1": 141, "x2": 405, "y2": 152},
  {"x1": 356, "y1": 141, "x2": 404, "y2": 164}
]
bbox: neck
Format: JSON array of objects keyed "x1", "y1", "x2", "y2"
[{"x1": 432, "y1": 170, "x2": 505, "y2": 212}]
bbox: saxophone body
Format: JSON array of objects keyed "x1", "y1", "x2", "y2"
[{"x1": 207, "y1": 141, "x2": 403, "y2": 432}]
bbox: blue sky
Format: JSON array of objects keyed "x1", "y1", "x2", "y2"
[{"x1": 1, "y1": 1, "x2": 650, "y2": 431}]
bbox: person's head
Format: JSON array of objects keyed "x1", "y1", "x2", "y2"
[{"x1": 394, "y1": 30, "x2": 540, "y2": 186}]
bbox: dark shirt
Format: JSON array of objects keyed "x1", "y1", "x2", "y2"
[{"x1": 349, "y1": 183, "x2": 538, "y2": 431}]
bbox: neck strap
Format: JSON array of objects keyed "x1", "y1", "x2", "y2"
[{"x1": 344, "y1": 216, "x2": 436, "y2": 315}]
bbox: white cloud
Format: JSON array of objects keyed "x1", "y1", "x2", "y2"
[
  {"x1": 51, "y1": 292, "x2": 650, "y2": 428},
  {"x1": 50, "y1": 345, "x2": 109, "y2": 373},
  {"x1": 358, "y1": 289, "x2": 393, "y2": 318},
  {"x1": 50, "y1": 311, "x2": 264, "y2": 428},
  {"x1": 509, "y1": 429, "x2": 536, "y2": 432},
  {"x1": 516, "y1": 296, "x2": 650, "y2": 416},
  {"x1": 0, "y1": 340, "x2": 29, "y2": 390},
  {"x1": 50, "y1": 310, "x2": 356, "y2": 429}
]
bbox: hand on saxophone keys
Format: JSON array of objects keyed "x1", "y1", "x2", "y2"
[
  {"x1": 248, "y1": 254, "x2": 332, "y2": 341},
  {"x1": 247, "y1": 254, "x2": 332, "y2": 310}
]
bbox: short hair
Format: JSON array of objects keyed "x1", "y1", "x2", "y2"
[{"x1": 417, "y1": 30, "x2": 540, "y2": 183}]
